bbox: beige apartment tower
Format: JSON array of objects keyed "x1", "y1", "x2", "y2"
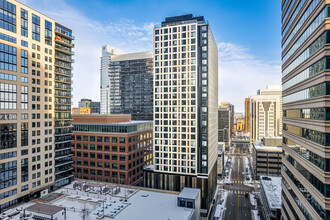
[
  {"x1": 0, "y1": 0, "x2": 74, "y2": 211},
  {"x1": 281, "y1": 0, "x2": 330, "y2": 219},
  {"x1": 144, "y1": 14, "x2": 218, "y2": 216},
  {"x1": 250, "y1": 85, "x2": 282, "y2": 144}
]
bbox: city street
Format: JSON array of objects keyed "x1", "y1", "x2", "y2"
[{"x1": 224, "y1": 144, "x2": 253, "y2": 220}]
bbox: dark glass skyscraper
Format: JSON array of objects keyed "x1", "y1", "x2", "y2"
[
  {"x1": 109, "y1": 52, "x2": 153, "y2": 120},
  {"x1": 281, "y1": 0, "x2": 330, "y2": 219}
]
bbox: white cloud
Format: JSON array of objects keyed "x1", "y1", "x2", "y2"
[
  {"x1": 218, "y1": 42, "x2": 281, "y2": 112},
  {"x1": 20, "y1": 0, "x2": 154, "y2": 106},
  {"x1": 19, "y1": 0, "x2": 281, "y2": 112}
]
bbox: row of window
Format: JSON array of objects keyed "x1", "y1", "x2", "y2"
[
  {"x1": 283, "y1": 56, "x2": 329, "y2": 90},
  {"x1": 283, "y1": 82, "x2": 330, "y2": 104},
  {"x1": 282, "y1": 0, "x2": 321, "y2": 53},
  {"x1": 284, "y1": 137, "x2": 330, "y2": 171},
  {"x1": 284, "y1": 123, "x2": 330, "y2": 146},
  {"x1": 284, "y1": 108, "x2": 330, "y2": 120},
  {"x1": 282, "y1": 30, "x2": 327, "y2": 77},
  {"x1": 282, "y1": 0, "x2": 305, "y2": 37}
]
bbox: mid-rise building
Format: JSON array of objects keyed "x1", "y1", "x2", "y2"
[
  {"x1": 252, "y1": 137, "x2": 282, "y2": 179},
  {"x1": 0, "y1": 0, "x2": 74, "y2": 211},
  {"x1": 72, "y1": 115, "x2": 153, "y2": 186},
  {"x1": 78, "y1": 98, "x2": 100, "y2": 114},
  {"x1": 145, "y1": 14, "x2": 218, "y2": 215},
  {"x1": 259, "y1": 176, "x2": 281, "y2": 220},
  {"x1": 100, "y1": 45, "x2": 124, "y2": 114},
  {"x1": 72, "y1": 107, "x2": 90, "y2": 115},
  {"x1": 109, "y1": 52, "x2": 153, "y2": 120},
  {"x1": 220, "y1": 102, "x2": 234, "y2": 137},
  {"x1": 250, "y1": 85, "x2": 282, "y2": 144},
  {"x1": 281, "y1": 0, "x2": 330, "y2": 219},
  {"x1": 218, "y1": 106, "x2": 230, "y2": 147},
  {"x1": 245, "y1": 98, "x2": 250, "y2": 134}
]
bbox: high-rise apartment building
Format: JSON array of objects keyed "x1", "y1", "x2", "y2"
[
  {"x1": 144, "y1": 14, "x2": 218, "y2": 214},
  {"x1": 54, "y1": 23, "x2": 74, "y2": 189},
  {"x1": 220, "y1": 102, "x2": 234, "y2": 137},
  {"x1": 0, "y1": 0, "x2": 73, "y2": 211},
  {"x1": 109, "y1": 52, "x2": 153, "y2": 120},
  {"x1": 250, "y1": 85, "x2": 282, "y2": 144},
  {"x1": 245, "y1": 98, "x2": 250, "y2": 134},
  {"x1": 100, "y1": 45, "x2": 124, "y2": 114},
  {"x1": 281, "y1": 0, "x2": 330, "y2": 219}
]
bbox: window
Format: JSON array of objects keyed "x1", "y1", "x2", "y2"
[
  {"x1": 45, "y1": 20, "x2": 52, "y2": 45},
  {"x1": 21, "y1": 49, "x2": 28, "y2": 74},
  {"x1": 112, "y1": 137, "x2": 117, "y2": 143},
  {"x1": 0, "y1": 43, "x2": 17, "y2": 72},
  {"x1": 32, "y1": 14, "x2": 40, "y2": 41},
  {"x1": 0, "y1": 83, "x2": 17, "y2": 109},
  {"x1": 0, "y1": 1, "x2": 16, "y2": 33},
  {"x1": 21, "y1": 9, "x2": 28, "y2": 37}
]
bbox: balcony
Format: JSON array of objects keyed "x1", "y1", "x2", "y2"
[
  {"x1": 55, "y1": 30, "x2": 75, "y2": 40},
  {"x1": 55, "y1": 38, "x2": 74, "y2": 48},
  {"x1": 55, "y1": 62, "x2": 73, "y2": 70},
  {"x1": 55, "y1": 55, "x2": 74, "y2": 63}
]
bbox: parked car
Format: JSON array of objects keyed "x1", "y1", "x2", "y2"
[{"x1": 244, "y1": 193, "x2": 249, "y2": 198}]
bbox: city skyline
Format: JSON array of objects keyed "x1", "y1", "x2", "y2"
[{"x1": 19, "y1": 0, "x2": 282, "y2": 112}]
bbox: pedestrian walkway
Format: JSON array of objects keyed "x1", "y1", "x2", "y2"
[{"x1": 229, "y1": 190, "x2": 249, "y2": 195}]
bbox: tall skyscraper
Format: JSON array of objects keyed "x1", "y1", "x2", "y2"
[
  {"x1": 244, "y1": 98, "x2": 250, "y2": 134},
  {"x1": 250, "y1": 85, "x2": 282, "y2": 144},
  {"x1": 0, "y1": 0, "x2": 74, "y2": 211},
  {"x1": 109, "y1": 52, "x2": 153, "y2": 120},
  {"x1": 54, "y1": 23, "x2": 74, "y2": 189},
  {"x1": 281, "y1": 1, "x2": 330, "y2": 219},
  {"x1": 100, "y1": 45, "x2": 124, "y2": 114},
  {"x1": 145, "y1": 14, "x2": 218, "y2": 215}
]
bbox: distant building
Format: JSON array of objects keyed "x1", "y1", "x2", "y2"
[
  {"x1": 217, "y1": 143, "x2": 225, "y2": 177},
  {"x1": 78, "y1": 98, "x2": 100, "y2": 114},
  {"x1": 250, "y1": 85, "x2": 282, "y2": 144},
  {"x1": 252, "y1": 137, "x2": 282, "y2": 179},
  {"x1": 109, "y1": 52, "x2": 153, "y2": 120},
  {"x1": 244, "y1": 98, "x2": 250, "y2": 134},
  {"x1": 72, "y1": 115, "x2": 153, "y2": 186},
  {"x1": 100, "y1": 45, "x2": 124, "y2": 114},
  {"x1": 72, "y1": 107, "x2": 90, "y2": 115},
  {"x1": 235, "y1": 119, "x2": 245, "y2": 131},
  {"x1": 218, "y1": 106, "x2": 230, "y2": 147},
  {"x1": 221, "y1": 102, "x2": 234, "y2": 137},
  {"x1": 260, "y1": 176, "x2": 281, "y2": 220}
]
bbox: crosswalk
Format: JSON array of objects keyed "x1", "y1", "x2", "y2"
[
  {"x1": 231, "y1": 180, "x2": 245, "y2": 184},
  {"x1": 229, "y1": 190, "x2": 249, "y2": 195}
]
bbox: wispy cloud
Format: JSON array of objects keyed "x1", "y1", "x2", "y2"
[
  {"x1": 20, "y1": 0, "x2": 154, "y2": 106},
  {"x1": 20, "y1": 0, "x2": 281, "y2": 111},
  {"x1": 218, "y1": 42, "x2": 281, "y2": 112}
]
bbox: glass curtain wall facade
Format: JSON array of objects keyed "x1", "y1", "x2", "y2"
[
  {"x1": 54, "y1": 23, "x2": 74, "y2": 189},
  {"x1": 109, "y1": 52, "x2": 153, "y2": 120},
  {"x1": 145, "y1": 14, "x2": 218, "y2": 215},
  {"x1": 282, "y1": 0, "x2": 330, "y2": 219}
]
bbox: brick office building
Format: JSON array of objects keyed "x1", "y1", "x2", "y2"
[{"x1": 72, "y1": 115, "x2": 152, "y2": 186}]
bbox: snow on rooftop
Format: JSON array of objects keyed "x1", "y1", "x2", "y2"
[
  {"x1": 178, "y1": 188, "x2": 200, "y2": 200},
  {"x1": 7, "y1": 181, "x2": 195, "y2": 220},
  {"x1": 253, "y1": 141, "x2": 282, "y2": 151},
  {"x1": 260, "y1": 176, "x2": 282, "y2": 209}
]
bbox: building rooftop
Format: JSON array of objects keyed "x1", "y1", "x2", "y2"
[
  {"x1": 25, "y1": 203, "x2": 64, "y2": 216},
  {"x1": 8, "y1": 181, "x2": 196, "y2": 220},
  {"x1": 160, "y1": 14, "x2": 206, "y2": 27},
  {"x1": 260, "y1": 176, "x2": 282, "y2": 209},
  {"x1": 253, "y1": 141, "x2": 282, "y2": 151},
  {"x1": 74, "y1": 120, "x2": 152, "y2": 126},
  {"x1": 111, "y1": 52, "x2": 153, "y2": 62},
  {"x1": 178, "y1": 188, "x2": 200, "y2": 200}
]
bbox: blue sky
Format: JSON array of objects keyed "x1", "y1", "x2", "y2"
[{"x1": 20, "y1": 0, "x2": 282, "y2": 112}]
